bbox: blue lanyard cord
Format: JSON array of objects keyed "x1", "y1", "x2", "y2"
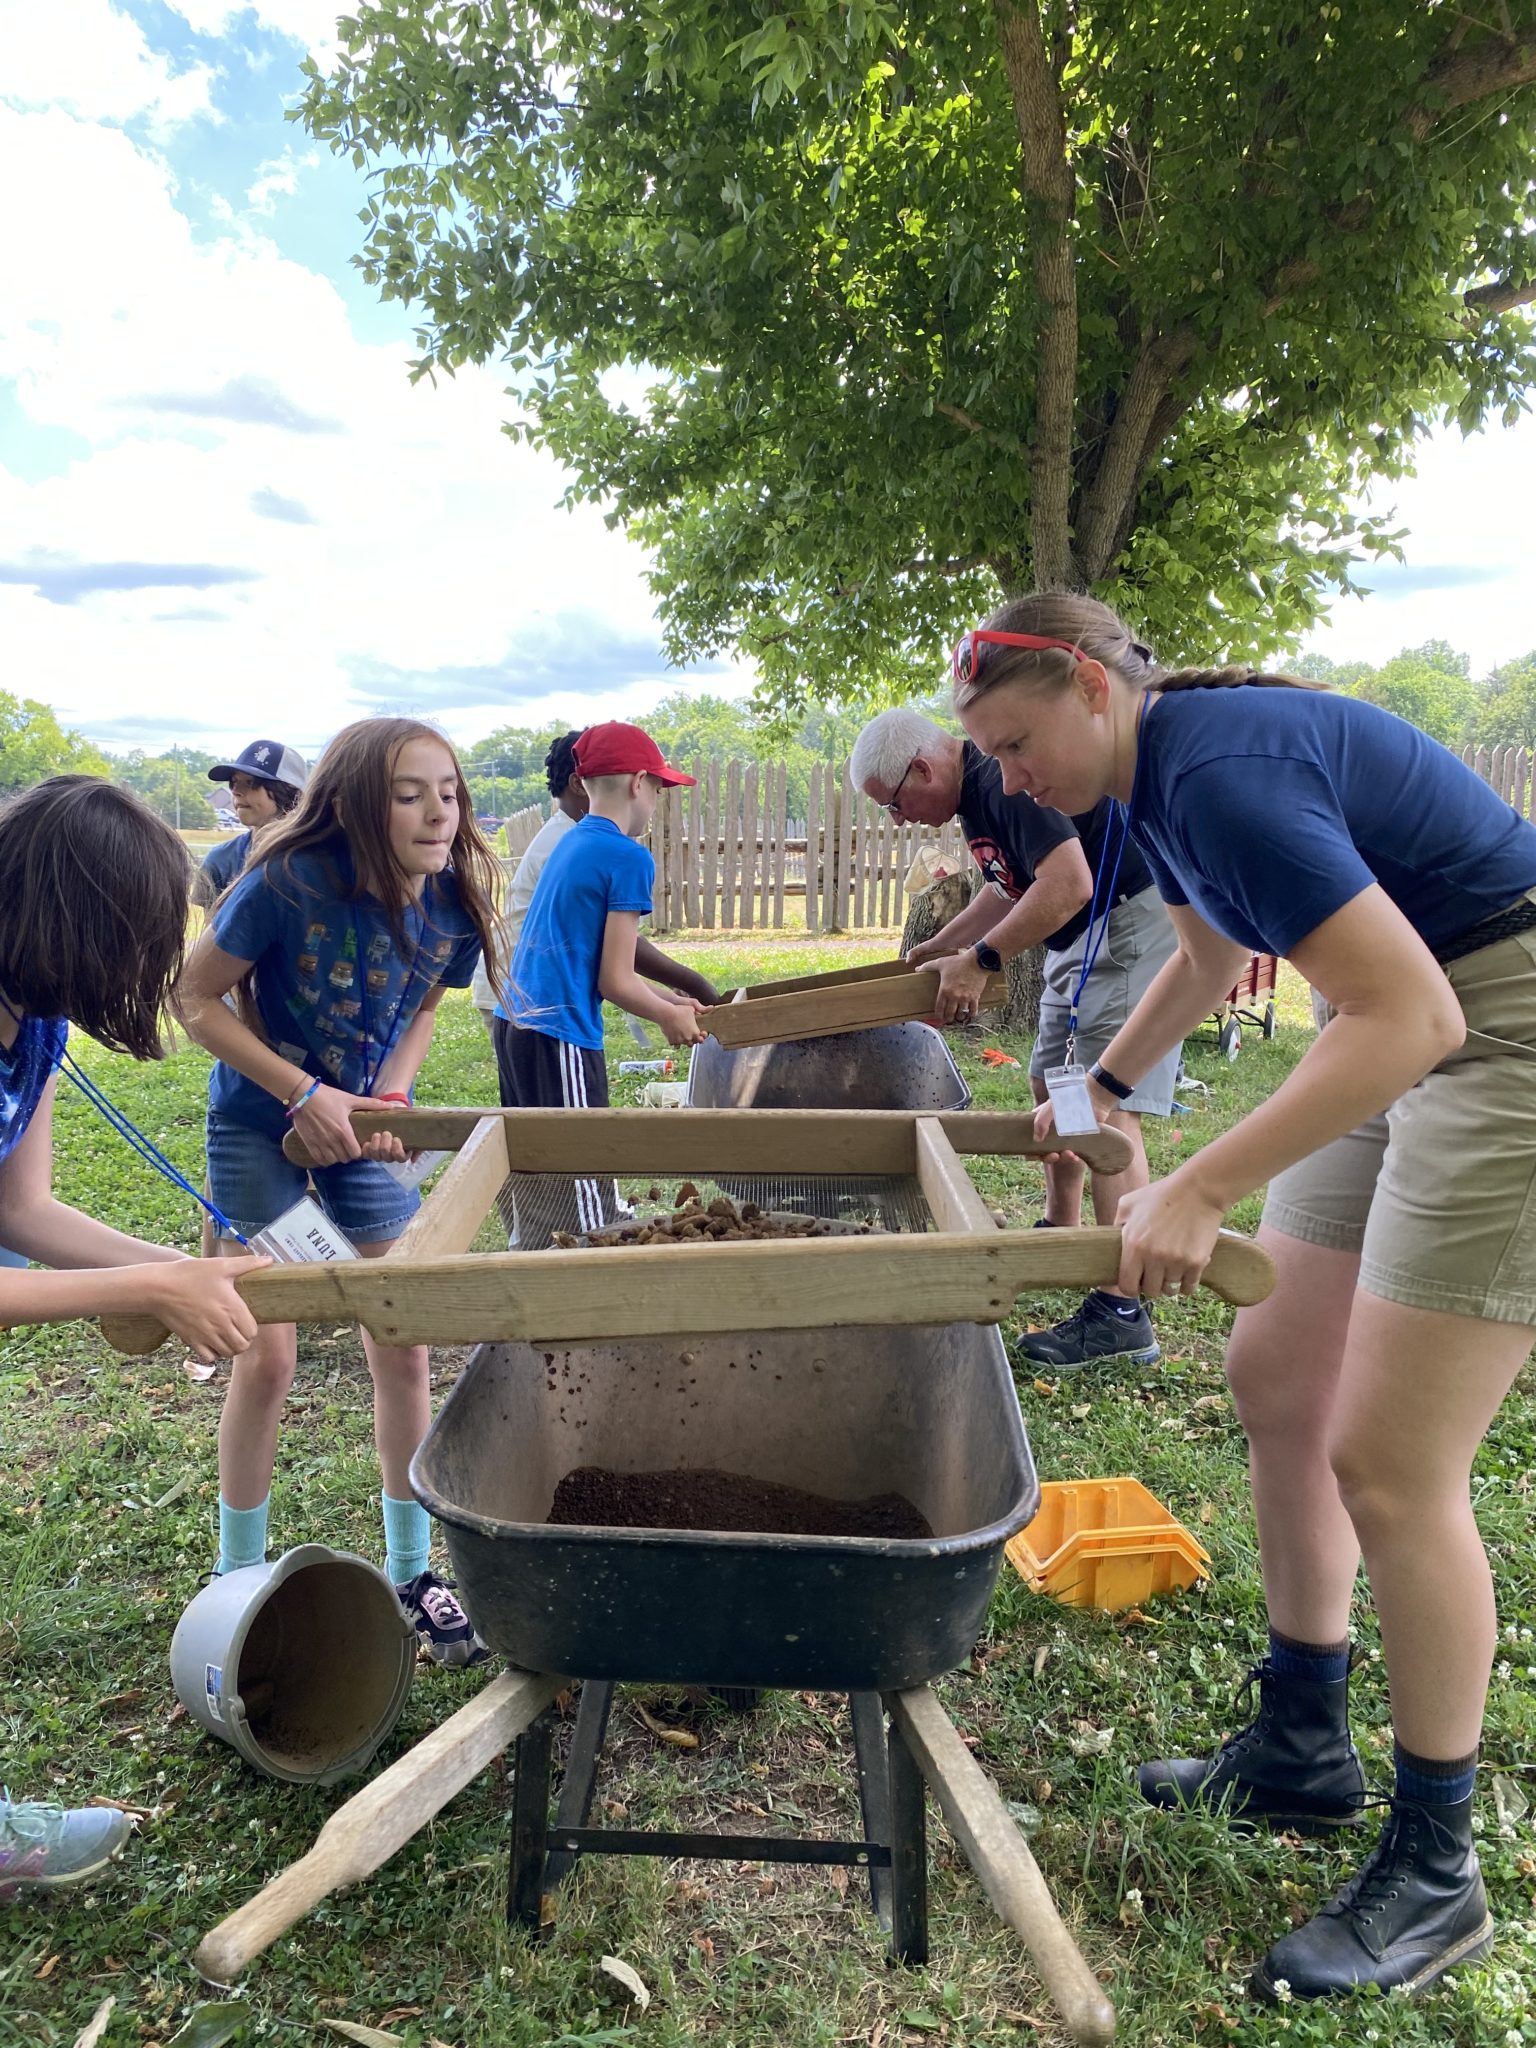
[
  {"x1": 1066, "y1": 693, "x2": 1154, "y2": 1050},
  {"x1": 1066, "y1": 806, "x2": 1130, "y2": 1041},
  {"x1": 52, "y1": 1044, "x2": 249, "y2": 1246}
]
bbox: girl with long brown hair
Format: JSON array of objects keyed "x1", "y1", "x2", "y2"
[
  {"x1": 1, "y1": 776, "x2": 263, "y2": 1892},
  {"x1": 178, "y1": 719, "x2": 501, "y2": 1664},
  {"x1": 952, "y1": 593, "x2": 1536, "y2": 2004}
]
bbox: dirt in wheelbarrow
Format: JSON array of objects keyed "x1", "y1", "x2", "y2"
[{"x1": 548, "y1": 1465, "x2": 932, "y2": 1540}]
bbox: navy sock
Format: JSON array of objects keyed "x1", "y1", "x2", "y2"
[
  {"x1": 1395, "y1": 1741, "x2": 1478, "y2": 1807},
  {"x1": 1268, "y1": 1628, "x2": 1351, "y2": 1684},
  {"x1": 1090, "y1": 1290, "x2": 1145, "y2": 1321}
]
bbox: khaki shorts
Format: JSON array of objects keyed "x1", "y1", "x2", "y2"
[
  {"x1": 1031, "y1": 885, "x2": 1181, "y2": 1115},
  {"x1": 1263, "y1": 915, "x2": 1536, "y2": 1324}
]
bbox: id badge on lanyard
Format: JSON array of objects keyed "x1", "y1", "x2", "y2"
[{"x1": 1043, "y1": 1061, "x2": 1099, "y2": 1135}]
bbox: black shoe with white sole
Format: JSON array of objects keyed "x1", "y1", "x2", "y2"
[
  {"x1": 1252, "y1": 1792, "x2": 1494, "y2": 2000},
  {"x1": 1015, "y1": 1290, "x2": 1159, "y2": 1372}
]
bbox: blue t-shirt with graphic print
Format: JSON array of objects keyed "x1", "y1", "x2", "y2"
[
  {"x1": 197, "y1": 830, "x2": 252, "y2": 906},
  {"x1": 0, "y1": 1013, "x2": 66, "y2": 1167},
  {"x1": 1129, "y1": 686, "x2": 1536, "y2": 956},
  {"x1": 503, "y1": 815, "x2": 655, "y2": 1050},
  {"x1": 210, "y1": 845, "x2": 482, "y2": 1138}
]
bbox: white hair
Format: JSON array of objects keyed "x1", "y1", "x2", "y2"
[{"x1": 849, "y1": 707, "x2": 953, "y2": 794}]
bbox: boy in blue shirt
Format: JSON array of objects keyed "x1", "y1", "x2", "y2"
[{"x1": 495, "y1": 721, "x2": 709, "y2": 1239}]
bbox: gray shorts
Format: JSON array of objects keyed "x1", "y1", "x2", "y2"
[
  {"x1": 1030, "y1": 885, "x2": 1180, "y2": 1115},
  {"x1": 1264, "y1": 920, "x2": 1536, "y2": 1324}
]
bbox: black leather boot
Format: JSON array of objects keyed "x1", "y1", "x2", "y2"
[
  {"x1": 1252, "y1": 1792, "x2": 1494, "y2": 1999},
  {"x1": 1138, "y1": 1658, "x2": 1365, "y2": 1832}
]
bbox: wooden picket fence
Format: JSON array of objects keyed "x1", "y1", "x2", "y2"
[
  {"x1": 1462, "y1": 743, "x2": 1535, "y2": 817},
  {"x1": 500, "y1": 804, "x2": 546, "y2": 862},
  {"x1": 642, "y1": 757, "x2": 970, "y2": 933}
]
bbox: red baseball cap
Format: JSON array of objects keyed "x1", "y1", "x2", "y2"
[{"x1": 574, "y1": 721, "x2": 695, "y2": 786}]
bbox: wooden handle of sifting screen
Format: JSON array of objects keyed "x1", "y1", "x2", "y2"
[
  {"x1": 99, "y1": 1313, "x2": 172, "y2": 1355},
  {"x1": 1196, "y1": 1230, "x2": 1274, "y2": 1307}
]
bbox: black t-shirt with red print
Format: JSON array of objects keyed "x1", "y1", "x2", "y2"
[{"x1": 955, "y1": 741, "x2": 1154, "y2": 952}]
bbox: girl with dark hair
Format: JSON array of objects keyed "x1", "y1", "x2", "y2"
[
  {"x1": 0, "y1": 776, "x2": 263, "y2": 1892},
  {"x1": 952, "y1": 592, "x2": 1536, "y2": 2002},
  {"x1": 177, "y1": 719, "x2": 501, "y2": 1664}
]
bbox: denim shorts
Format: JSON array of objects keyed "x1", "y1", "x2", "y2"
[{"x1": 206, "y1": 1110, "x2": 420, "y2": 1247}]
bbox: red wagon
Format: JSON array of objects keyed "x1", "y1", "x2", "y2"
[{"x1": 1212, "y1": 951, "x2": 1279, "y2": 1060}]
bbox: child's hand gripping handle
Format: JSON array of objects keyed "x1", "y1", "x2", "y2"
[{"x1": 99, "y1": 1254, "x2": 272, "y2": 1360}]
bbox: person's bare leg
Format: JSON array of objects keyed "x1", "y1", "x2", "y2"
[
  {"x1": 1226, "y1": 1226, "x2": 1363, "y2": 1642},
  {"x1": 1032, "y1": 1073, "x2": 1085, "y2": 1225},
  {"x1": 1089, "y1": 1107, "x2": 1149, "y2": 1300},
  {"x1": 1330, "y1": 1293, "x2": 1533, "y2": 1755},
  {"x1": 353, "y1": 1238, "x2": 431, "y2": 1499},
  {"x1": 215, "y1": 1240, "x2": 297, "y2": 1509}
]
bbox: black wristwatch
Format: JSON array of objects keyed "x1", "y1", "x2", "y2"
[
  {"x1": 1088, "y1": 1059, "x2": 1135, "y2": 1101},
  {"x1": 973, "y1": 940, "x2": 1004, "y2": 973}
]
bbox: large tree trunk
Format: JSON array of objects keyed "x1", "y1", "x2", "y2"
[
  {"x1": 1001, "y1": 943, "x2": 1045, "y2": 1036},
  {"x1": 899, "y1": 867, "x2": 971, "y2": 955}
]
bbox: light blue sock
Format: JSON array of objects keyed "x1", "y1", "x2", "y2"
[
  {"x1": 217, "y1": 1497, "x2": 270, "y2": 1576},
  {"x1": 382, "y1": 1493, "x2": 431, "y2": 1586}
]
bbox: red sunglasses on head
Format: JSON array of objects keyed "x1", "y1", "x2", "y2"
[{"x1": 951, "y1": 629, "x2": 1085, "y2": 689}]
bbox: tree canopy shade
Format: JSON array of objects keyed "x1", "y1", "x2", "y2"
[
  {"x1": 299, "y1": 3, "x2": 1536, "y2": 711},
  {"x1": 0, "y1": 694, "x2": 111, "y2": 796}
]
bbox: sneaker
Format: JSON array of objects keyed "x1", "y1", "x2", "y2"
[
  {"x1": 1015, "y1": 1290, "x2": 1160, "y2": 1372},
  {"x1": 395, "y1": 1569, "x2": 491, "y2": 1668},
  {"x1": 0, "y1": 1798, "x2": 133, "y2": 1893}
]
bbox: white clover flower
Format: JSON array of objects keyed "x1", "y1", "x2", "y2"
[
  {"x1": 1498, "y1": 1660, "x2": 1513, "y2": 1680},
  {"x1": 1272, "y1": 1978, "x2": 1293, "y2": 2004}
]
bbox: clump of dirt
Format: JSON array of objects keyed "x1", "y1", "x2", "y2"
[
  {"x1": 552, "y1": 1191, "x2": 884, "y2": 1249},
  {"x1": 548, "y1": 1465, "x2": 931, "y2": 1539}
]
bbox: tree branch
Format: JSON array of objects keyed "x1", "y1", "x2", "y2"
[
  {"x1": 992, "y1": 0, "x2": 1078, "y2": 590},
  {"x1": 1406, "y1": 22, "x2": 1536, "y2": 137},
  {"x1": 1463, "y1": 272, "x2": 1536, "y2": 317},
  {"x1": 1075, "y1": 330, "x2": 1197, "y2": 580},
  {"x1": 1075, "y1": 20, "x2": 1536, "y2": 586}
]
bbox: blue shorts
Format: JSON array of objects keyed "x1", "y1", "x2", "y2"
[{"x1": 206, "y1": 1110, "x2": 420, "y2": 1247}]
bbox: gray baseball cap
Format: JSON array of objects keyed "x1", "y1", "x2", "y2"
[{"x1": 207, "y1": 740, "x2": 310, "y2": 792}]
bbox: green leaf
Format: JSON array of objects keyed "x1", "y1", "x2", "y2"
[{"x1": 168, "y1": 2003, "x2": 251, "y2": 2048}]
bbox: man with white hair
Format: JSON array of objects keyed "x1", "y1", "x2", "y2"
[{"x1": 852, "y1": 705, "x2": 1179, "y2": 1370}]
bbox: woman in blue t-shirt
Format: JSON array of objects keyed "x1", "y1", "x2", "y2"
[
  {"x1": 177, "y1": 718, "x2": 501, "y2": 1666},
  {"x1": 1, "y1": 777, "x2": 263, "y2": 1894},
  {"x1": 953, "y1": 592, "x2": 1536, "y2": 2004}
]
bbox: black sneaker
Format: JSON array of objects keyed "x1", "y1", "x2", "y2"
[
  {"x1": 395, "y1": 1569, "x2": 491, "y2": 1668},
  {"x1": 1015, "y1": 1291, "x2": 1159, "y2": 1372}
]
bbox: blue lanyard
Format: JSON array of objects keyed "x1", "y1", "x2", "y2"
[
  {"x1": 1065, "y1": 694, "x2": 1153, "y2": 1063},
  {"x1": 352, "y1": 902, "x2": 427, "y2": 1099},
  {"x1": 1, "y1": 995, "x2": 249, "y2": 1244}
]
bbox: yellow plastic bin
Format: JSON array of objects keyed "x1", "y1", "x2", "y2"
[{"x1": 1005, "y1": 1476, "x2": 1210, "y2": 1611}]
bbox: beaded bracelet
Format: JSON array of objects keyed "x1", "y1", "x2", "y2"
[{"x1": 284, "y1": 1076, "x2": 322, "y2": 1119}]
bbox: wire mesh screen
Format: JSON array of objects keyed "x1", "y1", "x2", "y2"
[{"x1": 488, "y1": 1171, "x2": 934, "y2": 1251}]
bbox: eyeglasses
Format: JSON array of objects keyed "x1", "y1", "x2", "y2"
[
  {"x1": 952, "y1": 629, "x2": 1085, "y2": 689},
  {"x1": 884, "y1": 756, "x2": 917, "y2": 816}
]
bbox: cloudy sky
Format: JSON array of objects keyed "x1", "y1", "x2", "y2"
[{"x1": 2, "y1": 3, "x2": 1533, "y2": 767}]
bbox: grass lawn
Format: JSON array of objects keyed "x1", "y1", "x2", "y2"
[{"x1": 3, "y1": 937, "x2": 1534, "y2": 2048}]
